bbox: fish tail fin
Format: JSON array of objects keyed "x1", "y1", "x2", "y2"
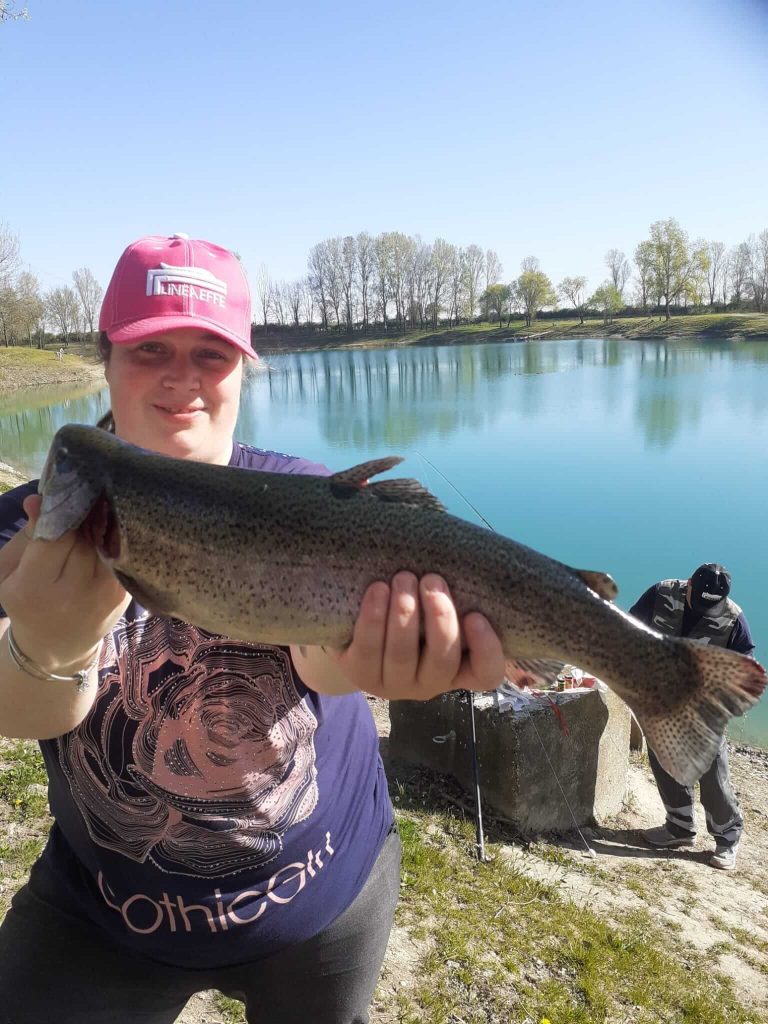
[{"x1": 634, "y1": 642, "x2": 765, "y2": 786}]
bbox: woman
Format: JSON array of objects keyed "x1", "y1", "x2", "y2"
[{"x1": 0, "y1": 233, "x2": 504, "y2": 1023}]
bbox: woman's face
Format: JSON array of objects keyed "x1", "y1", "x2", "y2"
[{"x1": 104, "y1": 329, "x2": 244, "y2": 464}]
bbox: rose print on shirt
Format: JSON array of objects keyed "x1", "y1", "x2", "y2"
[{"x1": 56, "y1": 615, "x2": 318, "y2": 878}]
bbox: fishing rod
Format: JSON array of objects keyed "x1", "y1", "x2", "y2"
[
  {"x1": 415, "y1": 450, "x2": 489, "y2": 863},
  {"x1": 414, "y1": 450, "x2": 597, "y2": 863}
]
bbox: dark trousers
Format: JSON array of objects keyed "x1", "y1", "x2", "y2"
[
  {"x1": 0, "y1": 829, "x2": 401, "y2": 1024},
  {"x1": 648, "y1": 735, "x2": 743, "y2": 848}
]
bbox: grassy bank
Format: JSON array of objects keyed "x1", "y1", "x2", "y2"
[
  {"x1": 257, "y1": 312, "x2": 768, "y2": 354},
  {"x1": 2, "y1": 733, "x2": 766, "y2": 1024},
  {"x1": 0, "y1": 344, "x2": 104, "y2": 394}
]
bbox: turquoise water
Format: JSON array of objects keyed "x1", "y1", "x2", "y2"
[{"x1": 2, "y1": 337, "x2": 767, "y2": 746}]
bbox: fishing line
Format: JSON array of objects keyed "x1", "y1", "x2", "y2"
[
  {"x1": 413, "y1": 449, "x2": 597, "y2": 861},
  {"x1": 414, "y1": 450, "x2": 496, "y2": 530}
]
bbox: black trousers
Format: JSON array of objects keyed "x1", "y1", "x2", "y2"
[
  {"x1": 648, "y1": 735, "x2": 743, "y2": 848},
  {"x1": 0, "y1": 829, "x2": 401, "y2": 1024}
]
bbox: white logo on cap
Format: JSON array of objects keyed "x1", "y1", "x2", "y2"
[
  {"x1": 701, "y1": 591, "x2": 724, "y2": 601},
  {"x1": 146, "y1": 264, "x2": 227, "y2": 307}
]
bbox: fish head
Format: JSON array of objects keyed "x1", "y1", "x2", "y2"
[{"x1": 36, "y1": 425, "x2": 122, "y2": 563}]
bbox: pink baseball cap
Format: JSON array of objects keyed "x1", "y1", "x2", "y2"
[{"x1": 99, "y1": 233, "x2": 257, "y2": 359}]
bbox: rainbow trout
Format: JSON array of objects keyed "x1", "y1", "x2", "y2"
[{"x1": 36, "y1": 424, "x2": 765, "y2": 786}]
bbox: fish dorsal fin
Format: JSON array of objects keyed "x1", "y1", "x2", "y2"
[
  {"x1": 330, "y1": 458, "x2": 446, "y2": 512},
  {"x1": 571, "y1": 568, "x2": 619, "y2": 601}
]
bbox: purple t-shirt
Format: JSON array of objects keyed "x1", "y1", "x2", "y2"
[{"x1": 0, "y1": 440, "x2": 393, "y2": 968}]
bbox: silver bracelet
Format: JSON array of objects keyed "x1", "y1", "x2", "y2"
[{"x1": 6, "y1": 626, "x2": 99, "y2": 693}]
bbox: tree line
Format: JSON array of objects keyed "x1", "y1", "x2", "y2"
[
  {"x1": 255, "y1": 219, "x2": 768, "y2": 334},
  {"x1": 0, "y1": 224, "x2": 102, "y2": 348},
  {"x1": 1, "y1": 218, "x2": 767, "y2": 349}
]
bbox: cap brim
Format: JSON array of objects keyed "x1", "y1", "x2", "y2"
[{"x1": 107, "y1": 315, "x2": 258, "y2": 360}]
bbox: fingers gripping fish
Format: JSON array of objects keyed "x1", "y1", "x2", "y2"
[{"x1": 36, "y1": 424, "x2": 766, "y2": 787}]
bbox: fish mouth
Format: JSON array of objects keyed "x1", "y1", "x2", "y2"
[
  {"x1": 80, "y1": 494, "x2": 121, "y2": 562},
  {"x1": 36, "y1": 431, "x2": 120, "y2": 562}
]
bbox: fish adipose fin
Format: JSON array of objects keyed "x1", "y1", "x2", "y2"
[
  {"x1": 635, "y1": 643, "x2": 766, "y2": 787},
  {"x1": 570, "y1": 568, "x2": 618, "y2": 601},
  {"x1": 330, "y1": 459, "x2": 446, "y2": 512}
]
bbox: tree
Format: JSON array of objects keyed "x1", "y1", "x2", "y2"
[
  {"x1": 605, "y1": 249, "x2": 630, "y2": 298},
  {"x1": 0, "y1": 2, "x2": 29, "y2": 21},
  {"x1": 45, "y1": 286, "x2": 80, "y2": 346},
  {"x1": 429, "y1": 239, "x2": 454, "y2": 328},
  {"x1": 340, "y1": 235, "x2": 357, "y2": 332},
  {"x1": 479, "y1": 283, "x2": 510, "y2": 326},
  {"x1": 516, "y1": 257, "x2": 555, "y2": 327},
  {"x1": 746, "y1": 230, "x2": 768, "y2": 313},
  {"x1": 634, "y1": 240, "x2": 656, "y2": 314},
  {"x1": 647, "y1": 218, "x2": 692, "y2": 320},
  {"x1": 356, "y1": 231, "x2": 374, "y2": 329},
  {"x1": 557, "y1": 276, "x2": 588, "y2": 324},
  {"x1": 589, "y1": 283, "x2": 623, "y2": 324},
  {"x1": 461, "y1": 245, "x2": 484, "y2": 323},
  {"x1": 705, "y1": 241, "x2": 726, "y2": 308},
  {"x1": 16, "y1": 271, "x2": 44, "y2": 345},
  {"x1": 727, "y1": 243, "x2": 750, "y2": 307},
  {"x1": 254, "y1": 263, "x2": 272, "y2": 327},
  {"x1": 0, "y1": 223, "x2": 20, "y2": 285},
  {"x1": 483, "y1": 249, "x2": 503, "y2": 320},
  {"x1": 72, "y1": 267, "x2": 103, "y2": 346}
]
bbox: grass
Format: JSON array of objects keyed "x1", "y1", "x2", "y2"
[
  {"x1": 0, "y1": 741, "x2": 51, "y2": 915},
  {"x1": 386, "y1": 808, "x2": 756, "y2": 1024},
  {"x1": 0, "y1": 741, "x2": 763, "y2": 1024}
]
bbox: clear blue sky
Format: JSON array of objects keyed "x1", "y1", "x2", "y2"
[{"x1": 1, "y1": 0, "x2": 767, "y2": 298}]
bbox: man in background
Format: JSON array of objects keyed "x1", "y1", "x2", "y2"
[{"x1": 629, "y1": 563, "x2": 755, "y2": 871}]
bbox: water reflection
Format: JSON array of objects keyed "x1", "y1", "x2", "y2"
[{"x1": 0, "y1": 386, "x2": 108, "y2": 477}]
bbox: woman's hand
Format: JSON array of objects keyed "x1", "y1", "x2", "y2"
[
  {"x1": 0, "y1": 495, "x2": 130, "y2": 673},
  {"x1": 293, "y1": 571, "x2": 505, "y2": 700}
]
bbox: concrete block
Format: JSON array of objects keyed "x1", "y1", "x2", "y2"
[{"x1": 388, "y1": 688, "x2": 631, "y2": 834}]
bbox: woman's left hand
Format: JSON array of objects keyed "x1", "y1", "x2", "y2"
[{"x1": 292, "y1": 571, "x2": 505, "y2": 700}]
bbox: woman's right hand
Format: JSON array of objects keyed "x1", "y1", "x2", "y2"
[{"x1": 0, "y1": 494, "x2": 130, "y2": 673}]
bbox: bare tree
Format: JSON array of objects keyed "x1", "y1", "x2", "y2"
[
  {"x1": 557, "y1": 276, "x2": 588, "y2": 324},
  {"x1": 429, "y1": 239, "x2": 454, "y2": 327},
  {"x1": 746, "y1": 230, "x2": 768, "y2": 312},
  {"x1": 0, "y1": 223, "x2": 20, "y2": 285},
  {"x1": 605, "y1": 249, "x2": 630, "y2": 298},
  {"x1": 72, "y1": 267, "x2": 103, "y2": 346},
  {"x1": 461, "y1": 244, "x2": 484, "y2": 322},
  {"x1": 705, "y1": 241, "x2": 726, "y2": 308},
  {"x1": 307, "y1": 244, "x2": 330, "y2": 329},
  {"x1": 17, "y1": 270, "x2": 44, "y2": 346},
  {"x1": 356, "y1": 232, "x2": 374, "y2": 329},
  {"x1": 45, "y1": 286, "x2": 80, "y2": 347},
  {"x1": 0, "y1": 1, "x2": 29, "y2": 20},
  {"x1": 728, "y1": 243, "x2": 751, "y2": 307},
  {"x1": 340, "y1": 235, "x2": 357, "y2": 332},
  {"x1": 254, "y1": 263, "x2": 272, "y2": 327},
  {"x1": 287, "y1": 280, "x2": 303, "y2": 328}
]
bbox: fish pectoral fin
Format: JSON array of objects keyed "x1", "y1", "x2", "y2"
[
  {"x1": 570, "y1": 568, "x2": 619, "y2": 601},
  {"x1": 113, "y1": 569, "x2": 177, "y2": 618},
  {"x1": 330, "y1": 458, "x2": 446, "y2": 512},
  {"x1": 631, "y1": 643, "x2": 766, "y2": 787},
  {"x1": 503, "y1": 657, "x2": 565, "y2": 689}
]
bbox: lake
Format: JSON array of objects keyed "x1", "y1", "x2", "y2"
[{"x1": 2, "y1": 336, "x2": 767, "y2": 748}]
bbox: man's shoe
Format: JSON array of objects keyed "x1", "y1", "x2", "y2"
[
  {"x1": 643, "y1": 825, "x2": 696, "y2": 849},
  {"x1": 710, "y1": 844, "x2": 738, "y2": 871}
]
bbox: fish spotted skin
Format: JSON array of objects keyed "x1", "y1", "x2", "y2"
[{"x1": 36, "y1": 424, "x2": 766, "y2": 787}]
